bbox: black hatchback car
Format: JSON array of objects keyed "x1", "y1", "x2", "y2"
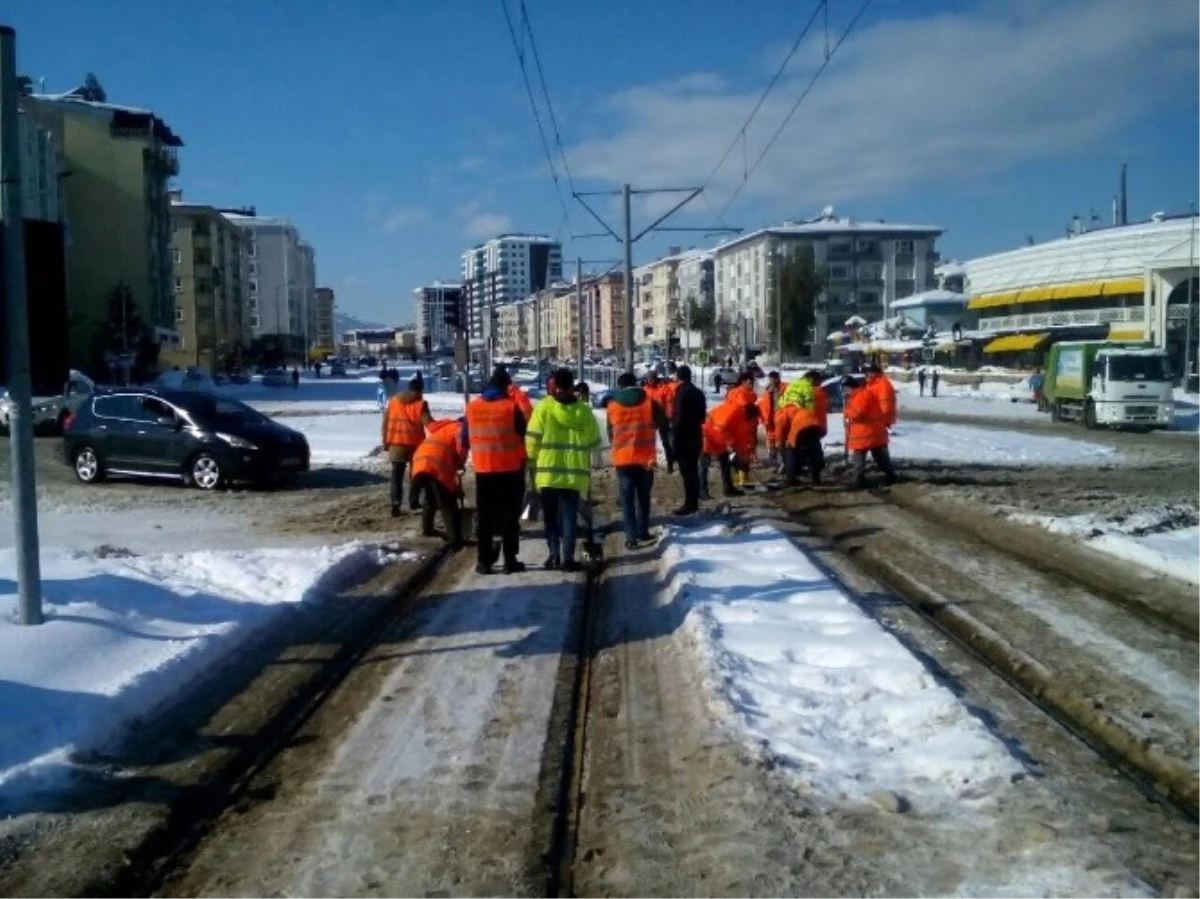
[{"x1": 64, "y1": 388, "x2": 310, "y2": 490}]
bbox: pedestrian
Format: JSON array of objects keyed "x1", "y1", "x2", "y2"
[
  {"x1": 843, "y1": 374, "x2": 896, "y2": 489},
  {"x1": 864, "y1": 361, "x2": 897, "y2": 431},
  {"x1": 786, "y1": 370, "x2": 828, "y2": 486},
  {"x1": 382, "y1": 375, "x2": 433, "y2": 517},
  {"x1": 670, "y1": 364, "x2": 706, "y2": 515},
  {"x1": 291, "y1": 366, "x2": 300, "y2": 388},
  {"x1": 463, "y1": 366, "x2": 528, "y2": 575},
  {"x1": 608, "y1": 371, "x2": 672, "y2": 550},
  {"x1": 701, "y1": 402, "x2": 760, "y2": 498},
  {"x1": 779, "y1": 372, "x2": 815, "y2": 487},
  {"x1": 931, "y1": 368, "x2": 940, "y2": 398},
  {"x1": 758, "y1": 371, "x2": 785, "y2": 463},
  {"x1": 917, "y1": 367, "x2": 927, "y2": 397},
  {"x1": 410, "y1": 416, "x2": 467, "y2": 551},
  {"x1": 526, "y1": 368, "x2": 601, "y2": 571}
]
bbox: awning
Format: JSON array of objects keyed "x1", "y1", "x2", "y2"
[
  {"x1": 982, "y1": 332, "x2": 1050, "y2": 354},
  {"x1": 1107, "y1": 325, "x2": 1147, "y2": 341},
  {"x1": 968, "y1": 276, "x2": 1147, "y2": 310}
]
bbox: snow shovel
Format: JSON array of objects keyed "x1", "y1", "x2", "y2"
[{"x1": 521, "y1": 466, "x2": 542, "y2": 521}]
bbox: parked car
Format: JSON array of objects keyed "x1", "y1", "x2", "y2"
[
  {"x1": 154, "y1": 368, "x2": 217, "y2": 391},
  {"x1": 1009, "y1": 377, "x2": 1037, "y2": 403},
  {"x1": 64, "y1": 388, "x2": 310, "y2": 490},
  {"x1": 0, "y1": 369, "x2": 95, "y2": 436},
  {"x1": 709, "y1": 367, "x2": 740, "y2": 391},
  {"x1": 592, "y1": 388, "x2": 616, "y2": 409},
  {"x1": 329, "y1": 359, "x2": 347, "y2": 377},
  {"x1": 261, "y1": 368, "x2": 291, "y2": 388}
]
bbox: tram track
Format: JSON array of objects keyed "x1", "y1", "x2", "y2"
[{"x1": 769, "y1": 479, "x2": 1200, "y2": 819}]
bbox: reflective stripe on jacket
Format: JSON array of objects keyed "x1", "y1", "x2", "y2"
[
  {"x1": 466, "y1": 396, "x2": 525, "y2": 473},
  {"x1": 608, "y1": 395, "x2": 657, "y2": 467},
  {"x1": 384, "y1": 396, "x2": 426, "y2": 448},
  {"x1": 412, "y1": 419, "x2": 465, "y2": 494},
  {"x1": 526, "y1": 396, "x2": 602, "y2": 493}
]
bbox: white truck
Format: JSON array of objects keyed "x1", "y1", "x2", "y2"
[{"x1": 1044, "y1": 341, "x2": 1173, "y2": 430}]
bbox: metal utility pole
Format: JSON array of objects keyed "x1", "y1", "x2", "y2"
[
  {"x1": 573, "y1": 184, "x2": 738, "y2": 373},
  {"x1": 1, "y1": 26, "x2": 43, "y2": 625},
  {"x1": 534, "y1": 290, "x2": 542, "y2": 390},
  {"x1": 1185, "y1": 201, "x2": 1197, "y2": 389},
  {"x1": 774, "y1": 247, "x2": 784, "y2": 364},
  {"x1": 684, "y1": 293, "x2": 692, "y2": 364},
  {"x1": 576, "y1": 258, "x2": 585, "y2": 384}
]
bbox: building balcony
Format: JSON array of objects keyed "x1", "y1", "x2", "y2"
[{"x1": 979, "y1": 304, "x2": 1144, "y2": 333}]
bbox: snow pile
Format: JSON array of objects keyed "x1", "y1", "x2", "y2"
[
  {"x1": 825, "y1": 415, "x2": 1118, "y2": 465},
  {"x1": 664, "y1": 522, "x2": 1022, "y2": 808},
  {"x1": 1004, "y1": 506, "x2": 1200, "y2": 585},
  {"x1": 0, "y1": 542, "x2": 393, "y2": 796}
]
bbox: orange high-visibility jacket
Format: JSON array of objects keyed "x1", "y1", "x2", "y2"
[
  {"x1": 465, "y1": 396, "x2": 525, "y2": 473},
  {"x1": 774, "y1": 404, "x2": 797, "y2": 448},
  {"x1": 845, "y1": 387, "x2": 887, "y2": 452},
  {"x1": 384, "y1": 395, "x2": 427, "y2": 448},
  {"x1": 868, "y1": 375, "x2": 897, "y2": 427},
  {"x1": 708, "y1": 402, "x2": 756, "y2": 462},
  {"x1": 787, "y1": 388, "x2": 829, "y2": 445},
  {"x1": 608, "y1": 395, "x2": 658, "y2": 467},
  {"x1": 725, "y1": 383, "x2": 757, "y2": 409},
  {"x1": 412, "y1": 419, "x2": 466, "y2": 494},
  {"x1": 508, "y1": 384, "x2": 534, "y2": 422}
]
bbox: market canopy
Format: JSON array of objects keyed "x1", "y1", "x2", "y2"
[{"x1": 982, "y1": 333, "x2": 1050, "y2": 354}]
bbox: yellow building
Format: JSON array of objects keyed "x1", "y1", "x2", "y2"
[
  {"x1": 163, "y1": 194, "x2": 249, "y2": 373},
  {"x1": 27, "y1": 87, "x2": 182, "y2": 370}
]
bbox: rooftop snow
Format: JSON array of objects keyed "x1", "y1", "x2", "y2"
[
  {"x1": 714, "y1": 216, "x2": 944, "y2": 253},
  {"x1": 891, "y1": 289, "x2": 968, "y2": 310}
]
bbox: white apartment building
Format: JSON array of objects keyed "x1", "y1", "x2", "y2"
[
  {"x1": 413, "y1": 282, "x2": 464, "y2": 351},
  {"x1": 222, "y1": 211, "x2": 318, "y2": 354},
  {"x1": 712, "y1": 210, "x2": 944, "y2": 350},
  {"x1": 632, "y1": 248, "x2": 713, "y2": 351},
  {"x1": 460, "y1": 233, "x2": 563, "y2": 341}
]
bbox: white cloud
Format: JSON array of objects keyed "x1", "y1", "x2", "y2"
[
  {"x1": 365, "y1": 193, "x2": 428, "y2": 233},
  {"x1": 457, "y1": 200, "x2": 512, "y2": 239},
  {"x1": 565, "y1": 0, "x2": 1198, "y2": 218}
]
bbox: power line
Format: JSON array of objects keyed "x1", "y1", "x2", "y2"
[
  {"x1": 499, "y1": 0, "x2": 572, "y2": 236},
  {"x1": 519, "y1": 0, "x2": 576, "y2": 195},
  {"x1": 701, "y1": 0, "x2": 827, "y2": 195},
  {"x1": 719, "y1": 0, "x2": 874, "y2": 220}
]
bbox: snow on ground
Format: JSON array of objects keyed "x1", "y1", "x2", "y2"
[
  {"x1": 0, "y1": 541, "x2": 407, "y2": 797},
  {"x1": 1004, "y1": 506, "x2": 1200, "y2": 585},
  {"x1": 825, "y1": 414, "x2": 1119, "y2": 466},
  {"x1": 895, "y1": 379, "x2": 1044, "y2": 422},
  {"x1": 662, "y1": 521, "x2": 1023, "y2": 808}
]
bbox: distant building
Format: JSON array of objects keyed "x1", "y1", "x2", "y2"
[
  {"x1": 220, "y1": 211, "x2": 317, "y2": 357},
  {"x1": 632, "y1": 247, "x2": 711, "y2": 352},
  {"x1": 889, "y1": 289, "x2": 974, "y2": 333},
  {"x1": 712, "y1": 210, "x2": 944, "y2": 353},
  {"x1": 164, "y1": 192, "x2": 250, "y2": 373},
  {"x1": 413, "y1": 282, "x2": 464, "y2": 351},
  {"x1": 314, "y1": 287, "x2": 335, "y2": 352},
  {"x1": 460, "y1": 234, "x2": 563, "y2": 341},
  {"x1": 26, "y1": 87, "x2": 183, "y2": 368}
]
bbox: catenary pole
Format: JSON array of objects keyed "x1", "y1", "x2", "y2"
[
  {"x1": 1, "y1": 26, "x2": 43, "y2": 625},
  {"x1": 622, "y1": 184, "x2": 634, "y2": 371},
  {"x1": 576, "y1": 257, "x2": 585, "y2": 383}
]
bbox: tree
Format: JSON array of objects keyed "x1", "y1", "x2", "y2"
[
  {"x1": 80, "y1": 72, "x2": 107, "y2": 103},
  {"x1": 767, "y1": 245, "x2": 827, "y2": 359},
  {"x1": 92, "y1": 282, "x2": 160, "y2": 383},
  {"x1": 685, "y1": 293, "x2": 717, "y2": 349}
]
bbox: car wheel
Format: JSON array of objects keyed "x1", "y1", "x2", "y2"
[
  {"x1": 188, "y1": 453, "x2": 223, "y2": 490},
  {"x1": 74, "y1": 445, "x2": 105, "y2": 483}
]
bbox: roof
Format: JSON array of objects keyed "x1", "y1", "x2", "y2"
[
  {"x1": 714, "y1": 215, "x2": 944, "y2": 254},
  {"x1": 221, "y1": 212, "x2": 295, "y2": 229},
  {"x1": 890, "y1": 289, "x2": 968, "y2": 310},
  {"x1": 30, "y1": 91, "x2": 183, "y2": 147}
]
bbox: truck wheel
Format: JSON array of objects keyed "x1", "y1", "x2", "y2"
[{"x1": 1083, "y1": 400, "x2": 1097, "y2": 430}]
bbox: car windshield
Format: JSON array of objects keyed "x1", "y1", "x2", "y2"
[
  {"x1": 179, "y1": 395, "x2": 268, "y2": 426},
  {"x1": 1105, "y1": 355, "x2": 1170, "y2": 382}
]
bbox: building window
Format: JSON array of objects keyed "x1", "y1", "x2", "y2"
[
  {"x1": 248, "y1": 296, "x2": 258, "y2": 310},
  {"x1": 895, "y1": 239, "x2": 914, "y2": 255},
  {"x1": 247, "y1": 243, "x2": 256, "y2": 257},
  {"x1": 829, "y1": 265, "x2": 851, "y2": 280},
  {"x1": 250, "y1": 314, "x2": 260, "y2": 328},
  {"x1": 856, "y1": 240, "x2": 876, "y2": 253},
  {"x1": 175, "y1": 306, "x2": 184, "y2": 322},
  {"x1": 172, "y1": 249, "x2": 181, "y2": 264},
  {"x1": 173, "y1": 276, "x2": 182, "y2": 293},
  {"x1": 249, "y1": 261, "x2": 257, "y2": 275},
  {"x1": 249, "y1": 279, "x2": 258, "y2": 293}
]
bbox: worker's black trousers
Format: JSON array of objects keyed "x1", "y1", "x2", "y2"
[
  {"x1": 475, "y1": 471, "x2": 524, "y2": 567},
  {"x1": 786, "y1": 427, "x2": 825, "y2": 486},
  {"x1": 413, "y1": 474, "x2": 462, "y2": 546}
]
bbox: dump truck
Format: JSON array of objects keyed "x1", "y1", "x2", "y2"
[{"x1": 1043, "y1": 340, "x2": 1173, "y2": 430}]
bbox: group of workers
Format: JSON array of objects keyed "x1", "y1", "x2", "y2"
[{"x1": 380, "y1": 360, "x2": 900, "y2": 573}]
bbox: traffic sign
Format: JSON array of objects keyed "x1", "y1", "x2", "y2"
[{"x1": 921, "y1": 347, "x2": 935, "y2": 362}]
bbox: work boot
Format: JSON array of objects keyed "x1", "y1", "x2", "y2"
[
  {"x1": 672, "y1": 504, "x2": 697, "y2": 516},
  {"x1": 503, "y1": 560, "x2": 527, "y2": 574},
  {"x1": 391, "y1": 503, "x2": 401, "y2": 518},
  {"x1": 475, "y1": 562, "x2": 492, "y2": 575},
  {"x1": 624, "y1": 539, "x2": 639, "y2": 551},
  {"x1": 562, "y1": 558, "x2": 580, "y2": 573},
  {"x1": 544, "y1": 554, "x2": 561, "y2": 570}
]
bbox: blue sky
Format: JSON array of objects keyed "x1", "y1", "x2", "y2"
[{"x1": 10, "y1": 0, "x2": 1198, "y2": 325}]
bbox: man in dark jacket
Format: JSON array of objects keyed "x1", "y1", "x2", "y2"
[{"x1": 670, "y1": 365, "x2": 707, "y2": 515}]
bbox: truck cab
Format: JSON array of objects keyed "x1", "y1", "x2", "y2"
[{"x1": 1044, "y1": 341, "x2": 1172, "y2": 430}]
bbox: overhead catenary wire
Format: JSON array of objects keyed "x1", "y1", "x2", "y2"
[
  {"x1": 719, "y1": 0, "x2": 874, "y2": 220},
  {"x1": 519, "y1": 0, "x2": 576, "y2": 195},
  {"x1": 499, "y1": 0, "x2": 573, "y2": 239}
]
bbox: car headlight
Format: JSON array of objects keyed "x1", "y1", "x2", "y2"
[{"x1": 216, "y1": 432, "x2": 258, "y2": 450}]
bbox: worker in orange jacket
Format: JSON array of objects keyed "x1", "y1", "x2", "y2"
[
  {"x1": 864, "y1": 361, "x2": 897, "y2": 429},
  {"x1": 410, "y1": 417, "x2": 467, "y2": 550},
  {"x1": 786, "y1": 370, "x2": 829, "y2": 486},
  {"x1": 843, "y1": 374, "x2": 896, "y2": 489},
  {"x1": 724, "y1": 371, "x2": 757, "y2": 410},
  {"x1": 382, "y1": 374, "x2": 433, "y2": 516},
  {"x1": 700, "y1": 401, "x2": 760, "y2": 499},
  {"x1": 758, "y1": 371, "x2": 786, "y2": 462}
]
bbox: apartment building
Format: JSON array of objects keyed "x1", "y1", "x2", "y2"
[
  {"x1": 712, "y1": 210, "x2": 944, "y2": 349},
  {"x1": 26, "y1": 87, "x2": 183, "y2": 368},
  {"x1": 413, "y1": 282, "x2": 464, "y2": 351},
  {"x1": 314, "y1": 287, "x2": 336, "y2": 352},
  {"x1": 631, "y1": 247, "x2": 713, "y2": 351},
  {"x1": 497, "y1": 300, "x2": 526, "y2": 357},
  {"x1": 163, "y1": 194, "x2": 249, "y2": 372},
  {"x1": 576, "y1": 272, "x2": 624, "y2": 354},
  {"x1": 222, "y1": 212, "x2": 316, "y2": 356},
  {"x1": 460, "y1": 234, "x2": 563, "y2": 340}
]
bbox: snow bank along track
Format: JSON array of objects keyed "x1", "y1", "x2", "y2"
[{"x1": 771, "y1": 482, "x2": 1200, "y2": 818}]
